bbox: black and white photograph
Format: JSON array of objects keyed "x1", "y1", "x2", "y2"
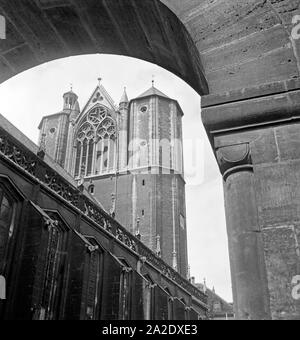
[{"x1": 0, "y1": 0, "x2": 300, "y2": 324}]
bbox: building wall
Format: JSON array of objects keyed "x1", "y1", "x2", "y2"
[
  {"x1": 85, "y1": 172, "x2": 188, "y2": 276},
  {"x1": 39, "y1": 87, "x2": 189, "y2": 278},
  {"x1": 0, "y1": 128, "x2": 208, "y2": 319},
  {"x1": 39, "y1": 113, "x2": 69, "y2": 167}
]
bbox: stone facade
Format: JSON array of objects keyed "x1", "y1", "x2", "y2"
[
  {"x1": 0, "y1": 114, "x2": 207, "y2": 320},
  {"x1": 39, "y1": 83, "x2": 188, "y2": 277}
]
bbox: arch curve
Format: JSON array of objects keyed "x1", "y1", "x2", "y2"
[{"x1": 0, "y1": 0, "x2": 208, "y2": 95}]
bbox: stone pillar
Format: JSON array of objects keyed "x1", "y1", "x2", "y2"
[{"x1": 217, "y1": 143, "x2": 271, "y2": 320}]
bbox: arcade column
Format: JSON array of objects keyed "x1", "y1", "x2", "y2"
[
  {"x1": 216, "y1": 144, "x2": 270, "y2": 320},
  {"x1": 201, "y1": 80, "x2": 300, "y2": 320}
]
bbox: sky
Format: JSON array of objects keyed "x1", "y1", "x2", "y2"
[{"x1": 0, "y1": 54, "x2": 232, "y2": 301}]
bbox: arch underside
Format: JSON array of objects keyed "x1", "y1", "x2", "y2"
[
  {"x1": 0, "y1": 0, "x2": 299, "y2": 97},
  {"x1": 0, "y1": 0, "x2": 208, "y2": 95}
]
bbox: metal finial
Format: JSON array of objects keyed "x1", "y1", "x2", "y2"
[
  {"x1": 152, "y1": 75, "x2": 155, "y2": 87},
  {"x1": 98, "y1": 77, "x2": 102, "y2": 86},
  {"x1": 70, "y1": 83, "x2": 73, "y2": 91}
]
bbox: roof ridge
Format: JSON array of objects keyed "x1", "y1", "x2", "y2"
[{"x1": 136, "y1": 86, "x2": 170, "y2": 100}]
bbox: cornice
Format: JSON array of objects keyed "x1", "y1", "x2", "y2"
[{"x1": 202, "y1": 84, "x2": 300, "y2": 135}]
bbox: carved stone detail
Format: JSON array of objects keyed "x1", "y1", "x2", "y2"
[{"x1": 216, "y1": 143, "x2": 253, "y2": 180}]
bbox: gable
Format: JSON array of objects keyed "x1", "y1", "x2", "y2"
[{"x1": 78, "y1": 85, "x2": 117, "y2": 123}]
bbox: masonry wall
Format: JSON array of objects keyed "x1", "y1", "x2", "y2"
[
  {"x1": 39, "y1": 113, "x2": 69, "y2": 167},
  {"x1": 88, "y1": 172, "x2": 188, "y2": 277},
  {"x1": 0, "y1": 154, "x2": 207, "y2": 320},
  {"x1": 214, "y1": 122, "x2": 300, "y2": 320}
]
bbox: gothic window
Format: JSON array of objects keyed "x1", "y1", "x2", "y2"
[
  {"x1": 118, "y1": 259, "x2": 132, "y2": 320},
  {"x1": 74, "y1": 105, "x2": 117, "y2": 178},
  {"x1": 143, "y1": 275, "x2": 155, "y2": 320},
  {"x1": 37, "y1": 212, "x2": 69, "y2": 320},
  {"x1": 164, "y1": 288, "x2": 174, "y2": 320},
  {"x1": 0, "y1": 185, "x2": 16, "y2": 274},
  {"x1": 84, "y1": 238, "x2": 103, "y2": 320}
]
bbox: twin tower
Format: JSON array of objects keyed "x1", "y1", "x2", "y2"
[{"x1": 39, "y1": 80, "x2": 188, "y2": 277}]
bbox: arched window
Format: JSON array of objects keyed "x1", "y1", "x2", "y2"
[
  {"x1": 0, "y1": 185, "x2": 16, "y2": 274},
  {"x1": 143, "y1": 274, "x2": 155, "y2": 320},
  {"x1": 118, "y1": 259, "x2": 132, "y2": 320},
  {"x1": 74, "y1": 105, "x2": 117, "y2": 178},
  {"x1": 84, "y1": 238, "x2": 103, "y2": 320},
  {"x1": 35, "y1": 211, "x2": 69, "y2": 320}
]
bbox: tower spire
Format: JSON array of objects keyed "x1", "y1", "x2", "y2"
[{"x1": 119, "y1": 86, "x2": 129, "y2": 105}]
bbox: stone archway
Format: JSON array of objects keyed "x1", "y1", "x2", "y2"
[
  {"x1": 1, "y1": 0, "x2": 300, "y2": 320},
  {"x1": 0, "y1": 0, "x2": 208, "y2": 94}
]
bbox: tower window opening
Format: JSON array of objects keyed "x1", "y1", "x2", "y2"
[
  {"x1": 142, "y1": 179, "x2": 145, "y2": 186},
  {"x1": 50, "y1": 128, "x2": 56, "y2": 134},
  {"x1": 140, "y1": 106, "x2": 148, "y2": 113},
  {"x1": 142, "y1": 210, "x2": 145, "y2": 216},
  {"x1": 88, "y1": 185, "x2": 95, "y2": 195}
]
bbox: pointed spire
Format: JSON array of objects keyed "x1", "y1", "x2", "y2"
[
  {"x1": 156, "y1": 234, "x2": 161, "y2": 257},
  {"x1": 110, "y1": 193, "x2": 116, "y2": 218},
  {"x1": 203, "y1": 278, "x2": 207, "y2": 294},
  {"x1": 172, "y1": 251, "x2": 178, "y2": 270},
  {"x1": 152, "y1": 75, "x2": 155, "y2": 88},
  {"x1": 119, "y1": 87, "x2": 129, "y2": 105},
  {"x1": 135, "y1": 217, "x2": 141, "y2": 240},
  {"x1": 37, "y1": 133, "x2": 46, "y2": 159}
]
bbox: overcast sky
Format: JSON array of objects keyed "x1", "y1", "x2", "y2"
[{"x1": 0, "y1": 54, "x2": 232, "y2": 301}]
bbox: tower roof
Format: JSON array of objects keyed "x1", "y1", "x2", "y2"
[
  {"x1": 119, "y1": 87, "x2": 129, "y2": 104},
  {"x1": 63, "y1": 89, "x2": 78, "y2": 99},
  {"x1": 136, "y1": 86, "x2": 170, "y2": 100}
]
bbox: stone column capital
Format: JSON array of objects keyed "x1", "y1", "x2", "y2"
[{"x1": 216, "y1": 143, "x2": 253, "y2": 180}]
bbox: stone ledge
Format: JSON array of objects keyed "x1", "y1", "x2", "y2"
[
  {"x1": 202, "y1": 79, "x2": 300, "y2": 109},
  {"x1": 202, "y1": 86, "x2": 300, "y2": 134}
]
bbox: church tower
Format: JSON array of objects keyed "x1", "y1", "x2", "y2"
[
  {"x1": 38, "y1": 80, "x2": 188, "y2": 277},
  {"x1": 126, "y1": 84, "x2": 188, "y2": 276},
  {"x1": 38, "y1": 88, "x2": 80, "y2": 167}
]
